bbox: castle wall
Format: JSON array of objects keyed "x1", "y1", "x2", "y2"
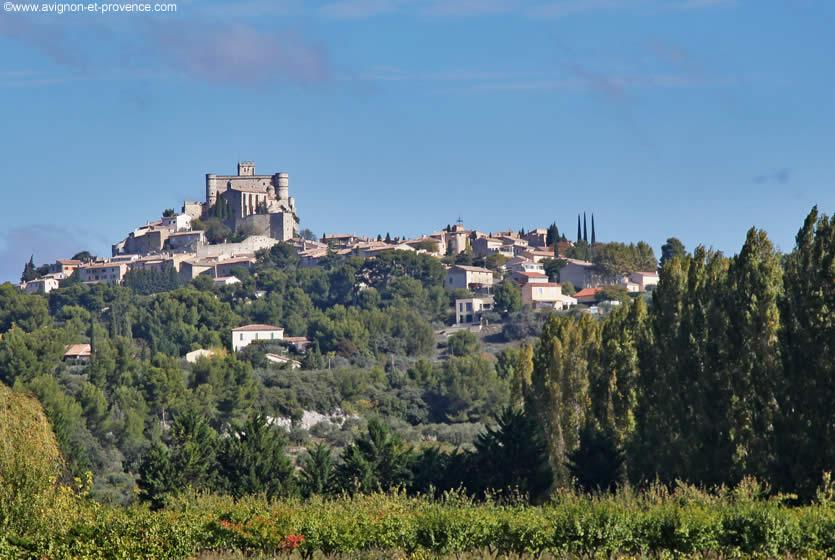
[{"x1": 195, "y1": 235, "x2": 278, "y2": 258}]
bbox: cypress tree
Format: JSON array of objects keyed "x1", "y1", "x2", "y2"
[
  {"x1": 577, "y1": 214, "x2": 582, "y2": 242},
  {"x1": 21, "y1": 256, "x2": 37, "y2": 283},
  {"x1": 583, "y1": 213, "x2": 588, "y2": 243},
  {"x1": 591, "y1": 214, "x2": 596, "y2": 245}
]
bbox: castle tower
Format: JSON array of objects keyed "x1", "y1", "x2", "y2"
[
  {"x1": 276, "y1": 172, "x2": 289, "y2": 201},
  {"x1": 206, "y1": 173, "x2": 217, "y2": 206},
  {"x1": 238, "y1": 161, "x2": 255, "y2": 176}
]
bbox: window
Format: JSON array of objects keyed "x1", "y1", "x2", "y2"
[{"x1": 240, "y1": 334, "x2": 244, "y2": 340}]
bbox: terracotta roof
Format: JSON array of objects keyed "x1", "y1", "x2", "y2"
[
  {"x1": 232, "y1": 324, "x2": 284, "y2": 332},
  {"x1": 632, "y1": 271, "x2": 659, "y2": 277},
  {"x1": 517, "y1": 271, "x2": 547, "y2": 277},
  {"x1": 574, "y1": 287, "x2": 603, "y2": 298},
  {"x1": 57, "y1": 259, "x2": 82, "y2": 265}
]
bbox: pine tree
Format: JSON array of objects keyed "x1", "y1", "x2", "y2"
[
  {"x1": 470, "y1": 407, "x2": 553, "y2": 503},
  {"x1": 300, "y1": 442, "x2": 335, "y2": 497},
  {"x1": 336, "y1": 418, "x2": 413, "y2": 493},
  {"x1": 218, "y1": 413, "x2": 293, "y2": 498}
]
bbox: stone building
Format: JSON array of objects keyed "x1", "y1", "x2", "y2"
[{"x1": 197, "y1": 161, "x2": 298, "y2": 241}]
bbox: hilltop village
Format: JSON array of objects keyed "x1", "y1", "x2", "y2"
[
  {"x1": 19, "y1": 160, "x2": 660, "y2": 328},
  {"x1": 6, "y1": 160, "x2": 833, "y2": 518}
]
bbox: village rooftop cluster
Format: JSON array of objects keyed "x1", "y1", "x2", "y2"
[{"x1": 20, "y1": 161, "x2": 659, "y2": 359}]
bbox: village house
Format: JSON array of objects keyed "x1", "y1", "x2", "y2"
[
  {"x1": 213, "y1": 276, "x2": 241, "y2": 287},
  {"x1": 23, "y1": 276, "x2": 60, "y2": 294},
  {"x1": 521, "y1": 282, "x2": 577, "y2": 310},
  {"x1": 185, "y1": 349, "x2": 217, "y2": 363},
  {"x1": 630, "y1": 271, "x2": 659, "y2": 291},
  {"x1": 232, "y1": 324, "x2": 285, "y2": 352},
  {"x1": 513, "y1": 270, "x2": 549, "y2": 285},
  {"x1": 63, "y1": 343, "x2": 92, "y2": 363},
  {"x1": 524, "y1": 228, "x2": 548, "y2": 247},
  {"x1": 445, "y1": 265, "x2": 494, "y2": 291},
  {"x1": 167, "y1": 230, "x2": 206, "y2": 253},
  {"x1": 506, "y1": 259, "x2": 545, "y2": 275},
  {"x1": 265, "y1": 353, "x2": 302, "y2": 369},
  {"x1": 559, "y1": 258, "x2": 601, "y2": 289},
  {"x1": 50, "y1": 259, "x2": 82, "y2": 277},
  {"x1": 574, "y1": 287, "x2": 604, "y2": 304},
  {"x1": 455, "y1": 296, "x2": 494, "y2": 325},
  {"x1": 617, "y1": 276, "x2": 641, "y2": 293},
  {"x1": 78, "y1": 262, "x2": 128, "y2": 285}
]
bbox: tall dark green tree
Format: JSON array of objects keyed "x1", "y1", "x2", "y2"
[
  {"x1": 527, "y1": 314, "x2": 600, "y2": 485},
  {"x1": 577, "y1": 214, "x2": 582, "y2": 242},
  {"x1": 583, "y1": 213, "x2": 588, "y2": 243},
  {"x1": 775, "y1": 207, "x2": 835, "y2": 498},
  {"x1": 567, "y1": 423, "x2": 624, "y2": 493},
  {"x1": 299, "y1": 442, "x2": 336, "y2": 497},
  {"x1": 723, "y1": 228, "x2": 783, "y2": 482},
  {"x1": 218, "y1": 413, "x2": 294, "y2": 498},
  {"x1": 546, "y1": 223, "x2": 559, "y2": 247},
  {"x1": 21, "y1": 255, "x2": 37, "y2": 283},
  {"x1": 660, "y1": 237, "x2": 687, "y2": 267},
  {"x1": 336, "y1": 418, "x2": 413, "y2": 493},
  {"x1": 470, "y1": 407, "x2": 553, "y2": 503},
  {"x1": 591, "y1": 214, "x2": 596, "y2": 245}
]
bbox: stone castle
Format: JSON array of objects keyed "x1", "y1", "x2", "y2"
[{"x1": 183, "y1": 161, "x2": 298, "y2": 242}]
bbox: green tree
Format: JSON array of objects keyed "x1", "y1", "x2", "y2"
[
  {"x1": 336, "y1": 418, "x2": 413, "y2": 493},
  {"x1": 299, "y1": 442, "x2": 336, "y2": 497},
  {"x1": 138, "y1": 409, "x2": 219, "y2": 508},
  {"x1": 0, "y1": 284, "x2": 51, "y2": 333},
  {"x1": 566, "y1": 423, "x2": 625, "y2": 493},
  {"x1": 775, "y1": 207, "x2": 835, "y2": 498},
  {"x1": 218, "y1": 413, "x2": 294, "y2": 498},
  {"x1": 492, "y1": 279, "x2": 522, "y2": 315},
  {"x1": 446, "y1": 330, "x2": 479, "y2": 357},
  {"x1": 527, "y1": 314, "x2": 600, "y2": 485},
  {"x1": 660, "y1": 237, "x2": 686, "y2": 267},
  {"x1": 21, "y1": 255, "x2": 38, "y2": 283},
  {"x1": 470, "y1": 407, "x2": 553, "y2": 503},
  {"x1": 722, "y1": 228, "x2": 783, "y2": 482}
]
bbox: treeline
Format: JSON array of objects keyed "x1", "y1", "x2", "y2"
[{"x1": 513, "y1": 208, "x2": 834, "y2": 499}]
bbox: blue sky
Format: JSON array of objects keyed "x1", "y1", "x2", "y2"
[{"x1": 1, "y1": 0, "x2": 833, "y2": 282}]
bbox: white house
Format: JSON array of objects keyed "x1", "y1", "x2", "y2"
[
  {"x1": 455, "y1": 296, "x2": 494, "y2": 325},
  {"x1": 213, "y1": 276, "x2": 242, "y2": 287},
  {"x1": 445, "y1": 265, "x2": 494, "y2": 291},
  {"x1": 521, "y1": 282, "x2": 577, "y2": 311},
  {"x1": 232, "y1": 324, "x2": 285, "y2": 352},
  {"x1": 23, "y1": 276, "x2": 60, "y2": 294},
  {"x1": 630, "y1": 271, "x2": 659, "y2": 292}
]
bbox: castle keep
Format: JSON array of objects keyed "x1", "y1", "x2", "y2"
[{"x1": 184, "y1": 161, "x2": 298, "y2": 242}]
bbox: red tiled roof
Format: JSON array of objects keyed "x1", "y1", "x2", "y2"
[
  {"x1": 232, "y1": 324, "x2": 284, "y2": 332},
  {"x1": 574, "y1": 287, "x2": 602, "y2": 298},
  {"x1": 517, "y1": 271, "x2": 547, "y2": 277}
]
